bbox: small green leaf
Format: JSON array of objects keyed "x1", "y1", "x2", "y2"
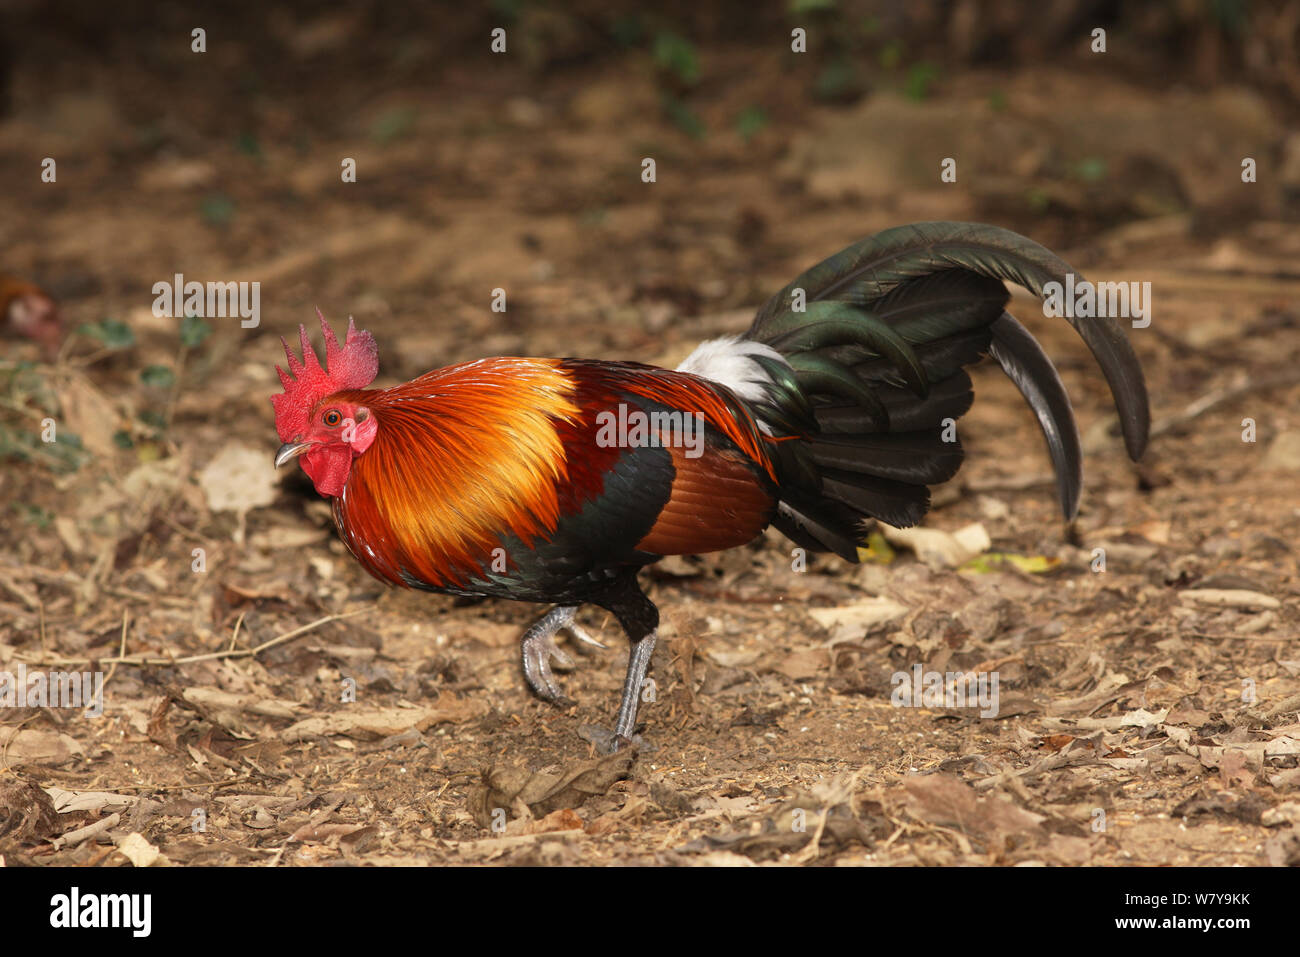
[
  {"x1": 79, "y1": 319, "x2": 136, "y2": 349},
  {"x1": 653, "y1": 32, "x2": 700, "y2": 86},
  {"x1": 878, "y1": 40, "x2": 903, "y2": 70},
  {"x1": 180, "y1": 314, "x2": 212, "y2": 349},
  {"x1": 961, "y1": 552, "x2": 1061, "y2": 575},
  {"x1": 814, "y1": 57, "x2": 861, "y2": 101},
  {"x1": 236, "y1": 131, "x2": 262, "y2": 157},
  {"x1": 140, "y1": 365, "x2": 176, "y2": 388},
  {"x1": 200, "y1": 193, "x2": 235, "y2": 226},
  {"x1": 490, "y1": 0, "x2": 523, "y2": 20},
  {"x1": 14, "y1": 503, "x2": 53, "y2": 528},
  {"x1": 102, "y1": 319, "x2": 135, "y2": 348},
  {"x1": 661, "y1": 96, "x2": 705, "y2": 139},
  {"x1": 371, "y1": 107, "x2": 417, "y2": 145},
  {"x1": 904, "y1": 62, "x2": 938, "y2": 101},
  {"x1": 788, "y1": 0, "x2": 837, "y2": 13},
  {"x1": 113, "y1": 430, "x2": 135, "y2": 450},
  {"x1": 1075, "y1": 157, "x2": 1107, "y2": 182},
  {"x1": 855, "y1": 531, "x2": 896, "y2": 565},
  {"x1": 735, "y1": 106, "x2": 769, "y2": 142}
]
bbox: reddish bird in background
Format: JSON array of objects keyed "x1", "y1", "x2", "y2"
[{"x1": 272, "y1": 222, "x2": 1149, "y2": 751}]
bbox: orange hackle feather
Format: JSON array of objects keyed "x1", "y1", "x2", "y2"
[{"x1": 330, "y1": 358, "x2": 584, "y2": 588}]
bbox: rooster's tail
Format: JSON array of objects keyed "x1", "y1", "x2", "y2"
[{"x1": 721, "y1": 221, "x2": 1149, "y2": 562}]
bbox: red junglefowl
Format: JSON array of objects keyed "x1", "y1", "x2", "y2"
[
  {"x1": 0, "y1": 275, "x2": 62, "y2": 358},
  {"x1": 272, "y1": 221, "x2": 1149, "y2": 751}
]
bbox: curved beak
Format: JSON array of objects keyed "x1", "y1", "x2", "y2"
[{"x1": 274, "y1": 441, "x2": 314, "y2": 469}]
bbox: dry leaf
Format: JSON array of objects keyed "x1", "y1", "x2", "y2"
[
  {"x1": 58, "y1": 373, "x2": 119, "y2": 457},
  {"x1": 0, "y1": 778, "x2": 60, "y2": 844},
  {"x1": 468, "y1": 751, "x2": 634, "y2": 827},
  {"x1": 200, "y1": 443, "x2": 278, "y2": 513},
  {"x1": 0, "y1": 727, "x2": 84, "y2": 764},
  {"x1": 114, "y1": 831, "x2": 166, "y2": 867},
  {"x1": 288, "y1": 821, "x2": 367, "y2": 843},
  {"x1": 249, "y1": 526, "x2": 332, "y2": 550},
  {"x1": 1219, "y1": 749, "x2": 1256, "y2": 789},
  {"x1": 1179, "y1": 589, "x2": 1280, "y2": 610},
  {"x1": 903, "y1": 774, "x2": 1045, "y2": 839},
  {"x1": 774, "y1": 646, "x2": 830, "y2": 680},
  {"x1": 199, "y1": 442, "x2": 279, "y2": 543},
  {"x1": 184, "y1": 687, "x2": 303, "y2": 720},
  {"x1": 881, "y1": 522, "x2": 990, "y2": 569},
  {"x1": 44, "y1": 787, "x2": 138, "y2": 815},
  {"x1": 280, "y1": 699, "x2": 486, "y2": 741},
  {"x1": 807, "y1": 598, "x2": 908, "y2": 642}
]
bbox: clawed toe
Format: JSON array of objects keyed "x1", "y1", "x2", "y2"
[
  {"x1": 520, "y1": 605, "x2": 603, "y2": 705},
  {"x1": 563, "y1": 622, "x2": 607, "y2": 650},
  {"x1": 577, "y1": 724, "x2": 652, "y2": 755},
  {"x1": 521, "y1": 632, "x2": 570, "y2": 702},
  {"x1": 546, "y1": 639, "x2": 577, "y2": 671},
  {"x1": 577, "y1": 724, "x2": 624, "y2": 754}
]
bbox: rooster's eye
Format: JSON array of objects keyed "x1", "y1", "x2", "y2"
[{"x1": 323, "y1": 410, "x2": 343, "y2": 427}]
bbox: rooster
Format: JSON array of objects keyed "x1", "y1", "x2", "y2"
[{"x1": 272, "y1": 222, "x2": 1149, "y2": 751}]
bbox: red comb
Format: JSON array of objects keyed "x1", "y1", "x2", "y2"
[{"x1": 271, "y1": 310, "x2": 379, "y2": 442}]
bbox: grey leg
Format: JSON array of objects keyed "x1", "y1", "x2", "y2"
[
  {"x1": 580, "y1": 576, "x2": 661, "y2": 753},
  {"x1": 612, "y1": 630, "x2": 657, "y2": 741}
]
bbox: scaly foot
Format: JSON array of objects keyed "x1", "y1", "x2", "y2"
[{"x1": 519, "y1": 605, "x2": 606, "y2": 705}]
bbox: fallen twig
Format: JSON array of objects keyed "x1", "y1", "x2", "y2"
[
  {"x1": 13, "y1": 610, "x2": 367, "y2": 669},
  {"x1": 50, "y1": 812, "x2": 120, "y2": 851},
  {"x1": 1149, "y1": 369, "x2": 1300, "y2": 439}
]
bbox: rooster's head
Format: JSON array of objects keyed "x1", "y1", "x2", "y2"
[{"x1": 271, "y1": 311, "x2": 379, "y2": 497}]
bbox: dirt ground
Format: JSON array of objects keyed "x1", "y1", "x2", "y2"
[{"x1": 2, "y1": 8, "x2": 1300, "y2": 867}]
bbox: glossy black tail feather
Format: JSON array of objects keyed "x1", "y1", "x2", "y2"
[{"x1": 741, "y1": 222, "x2": 1149, "y2": 557}]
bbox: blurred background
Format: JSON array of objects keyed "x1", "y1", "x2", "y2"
[
  {"x1": 1, "y1": 1, "x2": 1299, "y2": 866},
  {"x1": 4, "y1": 0, "x2": 1296, "y2": 529}
]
